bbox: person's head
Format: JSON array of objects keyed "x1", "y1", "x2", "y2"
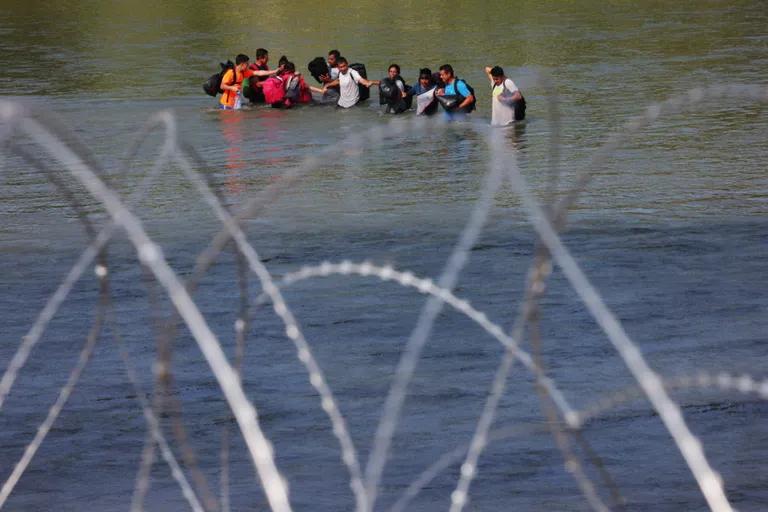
[
  {"x1": 388, "y1": 64, "x2": 400, "y2": 79},
  {"x1": 438, "y1": 64, "x2": 455, "y2": 83},
  {"x1": 235, "y1": 54, "x2": 250, "y2": 71},
  {"x1": 278, "y1": 55, "x2": 289, "y2": 67},
  {"x1": 337, "y1": 56, "x2": 348, "y2": 74},
  {"x1": 255, "y1": 48, "x2": 269, "y2": 63},
  {"x1": 283, "y1": 61, "x2": 295, "y2": 73},
  {"x1": 490, "y1": 65, "x2": 505, "y2": 86},
  {"x1": 328, "y1": 50, "x2": 340, "y2": 67},
  {"x1": 418, "y1": 67, "x2": 433, "y2": 87}
]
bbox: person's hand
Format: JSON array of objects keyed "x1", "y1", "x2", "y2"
[
  {"x1": 484, "y1": 66, "x2": 492, "y2": 74},
  {"x1": 436, "y1": 88, "x2": 445, "y2": 96},
  {"x1": 319, "y1": 73, "x2": 329, "y2": 82}
]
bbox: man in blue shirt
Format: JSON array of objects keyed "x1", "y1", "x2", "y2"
[
  {"x1": 435, "y1": 64, "x2": 475, "y2": 117},
  {"x1": 409, "y1": 67, "x2": 439, "y2": 115}
]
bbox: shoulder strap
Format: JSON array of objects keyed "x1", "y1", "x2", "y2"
[{"x1": 225, "y1": 62, "x2": 236, "y2": 86}]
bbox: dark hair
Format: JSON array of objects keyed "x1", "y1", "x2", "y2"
[
  {"x1": 388, "y1": 63, "x2": 400, "y2": 74},
  {"x1": 490, "y1": 66, "x2": 504, "y2": 77},
  {"x1": 256, "y1": 48, "x2": 268, "y2": 60},
  {"x1": 418, "y1": 67, "x2": 433, "y2": 79},
  {"x1": 284, "y1": 61, "x2": 295, "y2": 73},
  {"x1": 235, "y1": 54, "x2": 250, "y2": 65},
  {"x1": 328, "y1": 49, "x2": 341, "y2": 59},
  {"x1": 278, "y1": 55, "x2": 289, "y2": 66},
  {"x1": 438, "y1": 64, "x2": 454, "y2": 76},
  {"x1": 337, "y1": 56, "x2": 348, "y2": 65}
]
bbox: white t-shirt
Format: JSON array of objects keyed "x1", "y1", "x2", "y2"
[
  {"x1": 491, "y1": 78, "x2": 520, "y2": 126},
  {"x1": 338, "y1": 68, "x2": 363, "y2": 108}
]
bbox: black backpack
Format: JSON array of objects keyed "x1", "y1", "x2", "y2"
[
  {"x1": 379, "y1": 75, "x2": 412, "y2": 113},
  {"x1": 379, "y1": 77, "x2": 400, "y2": 105},
  {"x1": 349, "y1": 63, "x2": 369, "y2": 102},
  {"x1": 495, "y1": 80, "x2": 526, "y2": 120},
  {"x1": 308, "y1": 57, "x2": 329, "y2": 84},
  {"x1": 514, "y1": 94, "x2": 527, "y2": 121},
  {"x1": 203, "y1": 60, "x2": 235, "y2": 97},
  {"x1": 454, "y1": 78, "x2": 476, "y2": 112}
]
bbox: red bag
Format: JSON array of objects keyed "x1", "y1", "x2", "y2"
[{"x1": 262, "y1": 76, "x2": 285, "y2": 105}]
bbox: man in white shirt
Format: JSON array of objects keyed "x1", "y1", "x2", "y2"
[
  {"x1": 322, "y1": 57, "x2": 379, "y2": 108},
  {"x1": 485, "y1": 65, "x2": 526, "y2": 126}
]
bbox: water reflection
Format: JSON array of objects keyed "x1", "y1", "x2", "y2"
[
  {"x1": 218, "y1": 109, "x2": 246, "y2": 197},
  {"x1": 503, "y1": 121, "x2": 528, "y2": 151}
]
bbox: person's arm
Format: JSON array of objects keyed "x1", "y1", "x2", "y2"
[
  {"x1": 504, "y1": 79, "x2": 522, "y2": 101},
  {"x1": 220, "y1": 70, "x2": 239, "y2": 92},
  {"x1": 358, "y1": 78, "x2": 380, "y2": 88},
  {"x1": 457, "y1": 81, "x2": 474, "y2": 109},
  {"x1": 396, "y1": 80, "x2": 407, "y2": 97},
  {"x1": 249, "y1": 68, "x2": 279, "y2": 77},
  {"x1": 484, "y1": 66, "x2": 494, "y2": 85},
  {"x1": 322, "y1": 79, "x2": 340, "y2": 91},
  {"x1": 353, "y1": 70, "x2": 379, "y2": 88}
]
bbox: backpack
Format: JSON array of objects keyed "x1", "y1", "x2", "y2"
[
  {"x1": 454, "y1": 78, "x2": 476, "y2": 112},
  {"x1": 379, "y1": 77, "x2": 400, "y2": 105},
  {"x1": 514, "y1": 94, "x2": 526, "y2": 120},
  {"x1": 203, "y1": 60, "x2": 235, "y2": 97},
  {"x1": 496, "y1": 80, "x2": 526, "y2": 120},
  {"x1": 308, "y1": 57, "x2": 330, "y2": 83},
  {"x1": 262, "y1": 76, "x2": 286, "y2": 105},
  {"x1": 379, "y1": 76, "x2": 411, "y2": 114},
  {"x1": 349, "y1": 63, "x2": 369, "y2": 101}
]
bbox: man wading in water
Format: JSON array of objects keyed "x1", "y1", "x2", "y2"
[
  {"x1": 485, "y1": 65, "x2": 526, "y2": 126},
  {"x1": 322, "y1": 57, "x2": 380, "y2": 108},
  {"x1": 435, "y1": 64, "x2": 476, "y2": 119}
]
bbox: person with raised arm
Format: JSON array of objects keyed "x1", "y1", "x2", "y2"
[{"x1": 484, "y1": 65, "x2": 526, "y2": 125}]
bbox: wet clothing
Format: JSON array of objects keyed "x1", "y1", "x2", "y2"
[
  {"x1": 219, "y1": 68, "x2": 243, "y2": 109},
  {"x1": 410, "y1": 82, "x2": 435, "y2": 96},
  {"x1": 244, "y1": 62, "x2": 269, "y2": 103},
  {"x1": 443, "y1": 79, "x2": 471, "y2": 98},
  {"x1": 338, "y1": 68, "x2": 363, "y2": 108},
  {"x1": 247, "y1": 62, "x2": 269, "y2": 80},
  {"x1": 491, "y1": 78, "x2": 524, "y2": 125}
]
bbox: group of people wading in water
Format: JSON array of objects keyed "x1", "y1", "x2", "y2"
[{"x1": 205, "y1": 48, "x2": 526, "y2": 126}]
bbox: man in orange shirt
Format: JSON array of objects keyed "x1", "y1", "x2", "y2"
[{"x1": 220, "y1": 54, "x2": 250, "y2": 110}]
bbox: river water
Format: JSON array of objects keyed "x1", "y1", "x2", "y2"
[{"x1": 1, "y1": 1, "x2": 767, "y2": 511}]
